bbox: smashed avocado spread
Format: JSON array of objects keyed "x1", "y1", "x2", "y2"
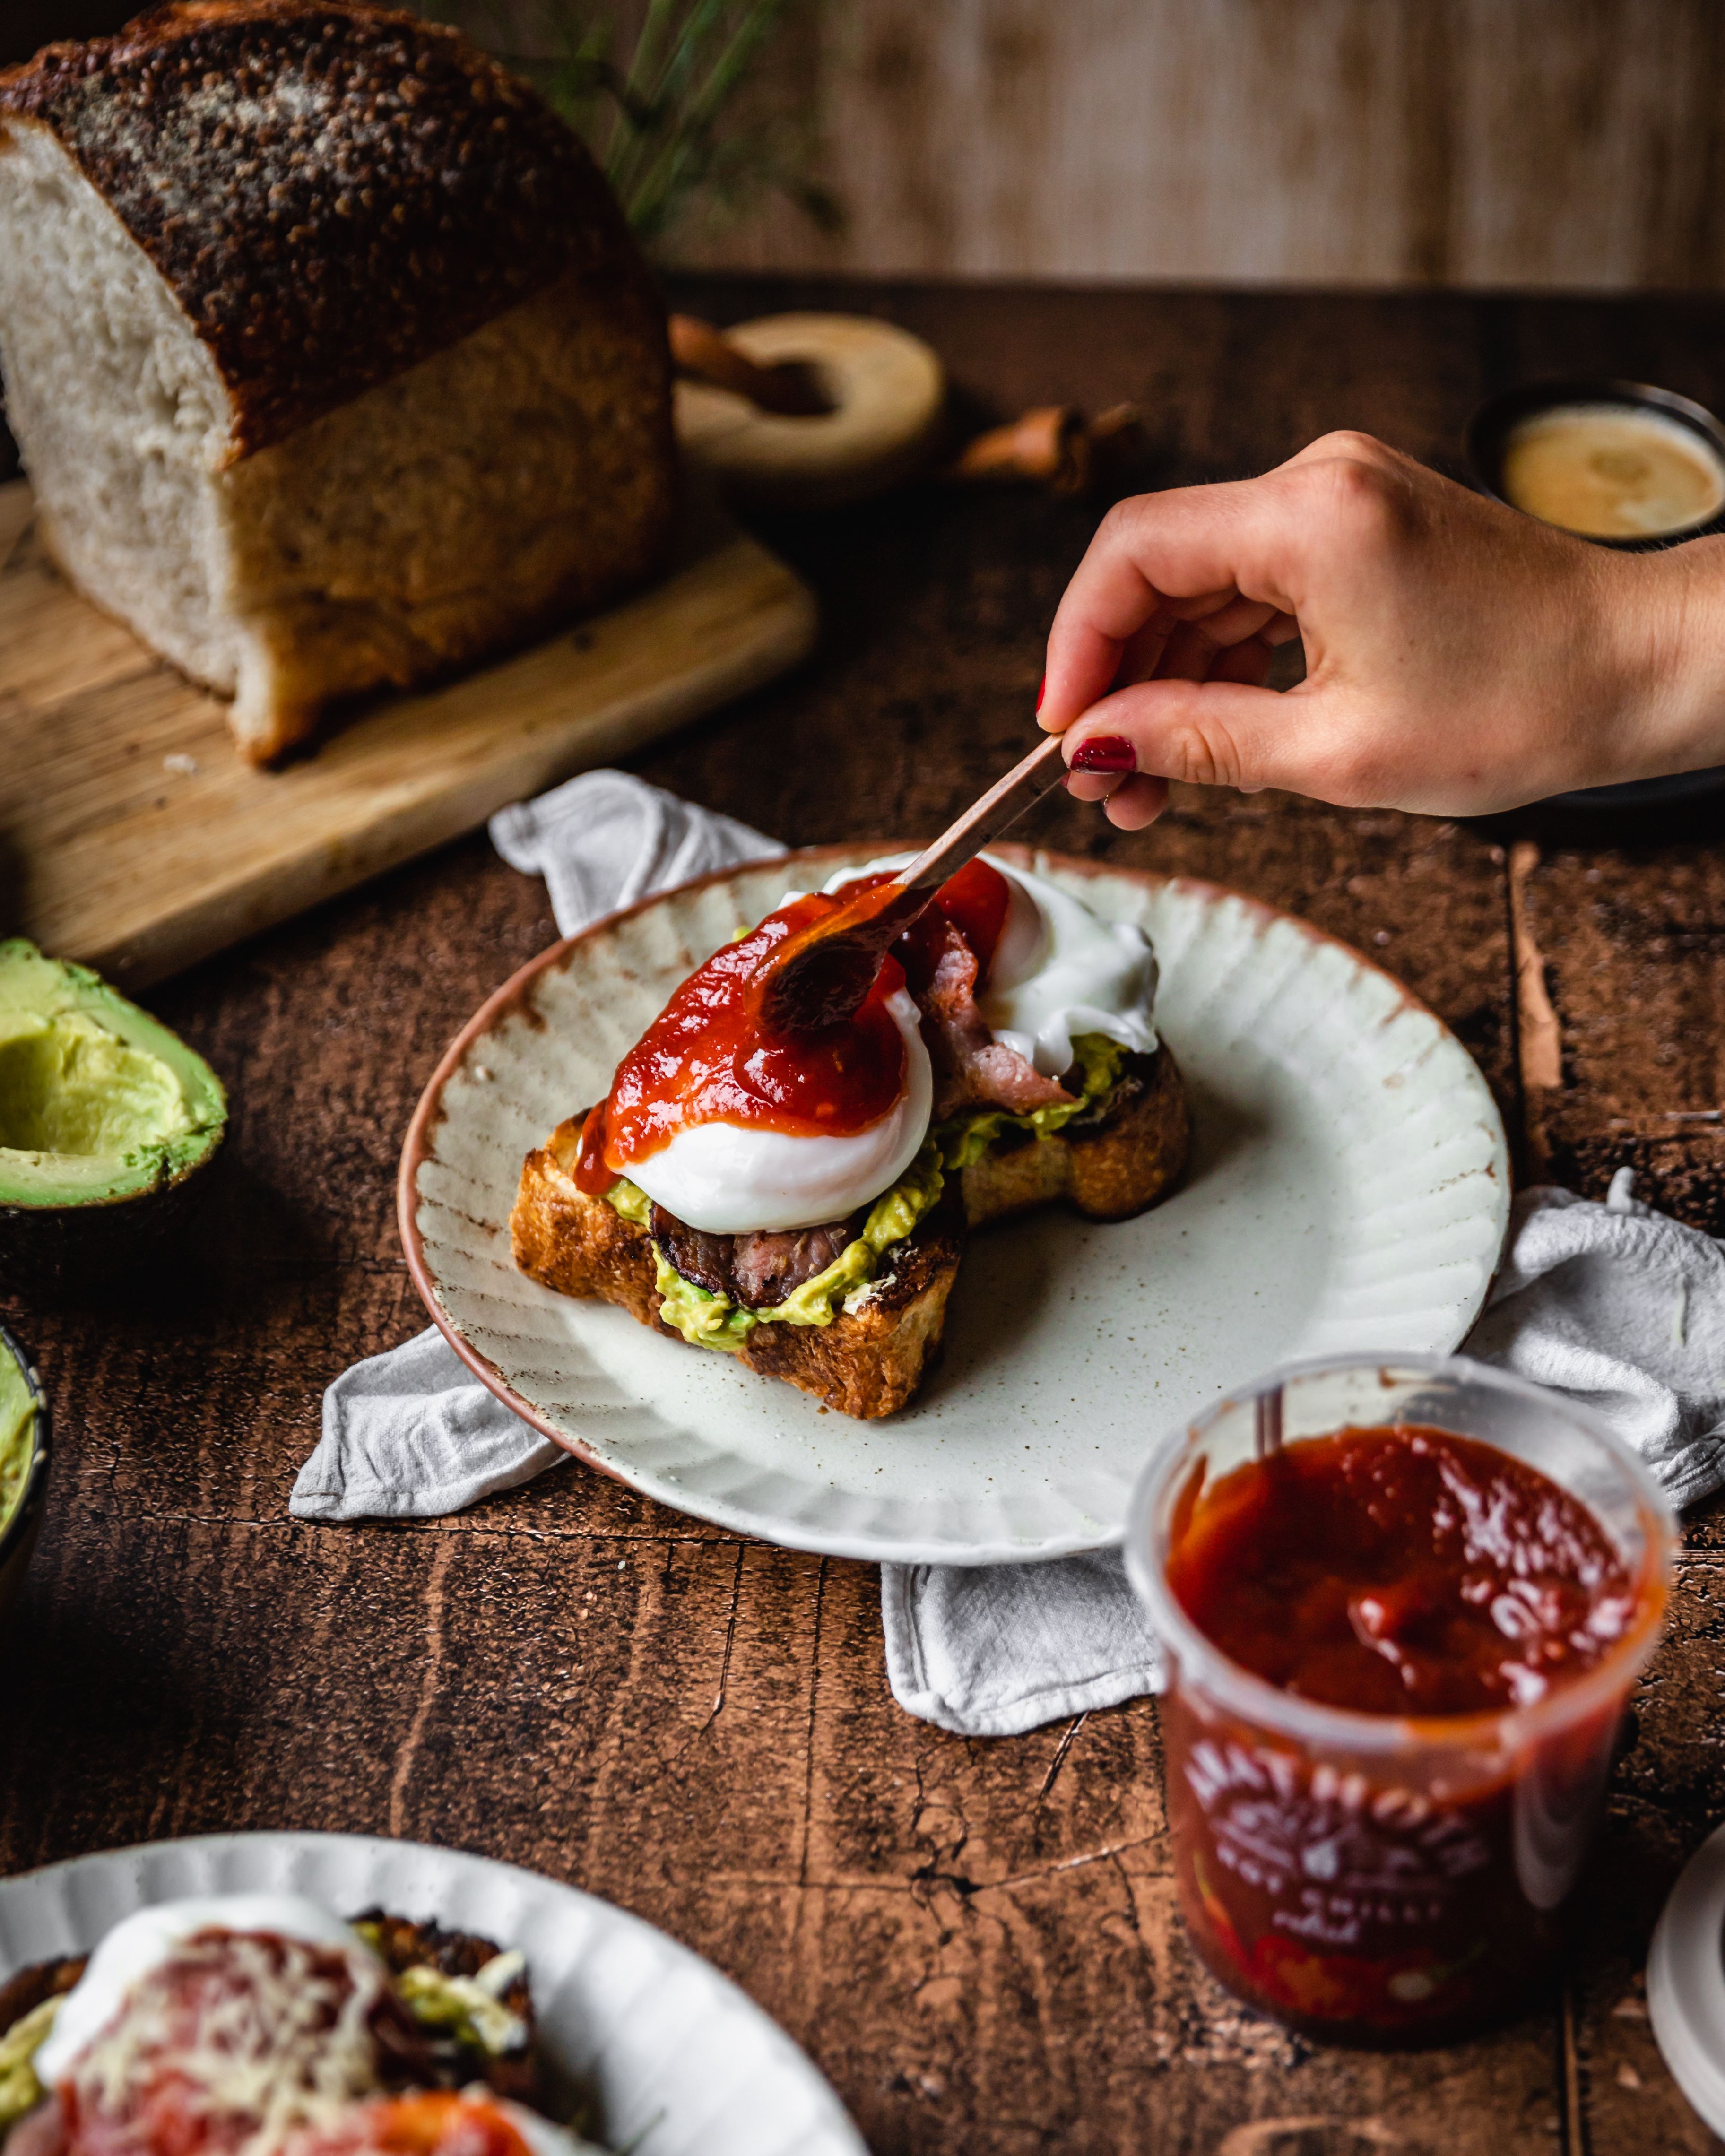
[
  {"x1": 608, "y1": 1033, "x2": 1130, "y2": 1353},
  {"x1": 0, "y1": 1347, "x2": 35, "y2": 1544},
  {"x1": 612, "y1": 1141, "x2": 947, "y2": 1353},
  {"x1": 0, "y1": 941, "x2": 226, "y2": 1207},
  {"x1": 0, "y1": 1992, "x2": 57, "y2": 2131},
  {"x1": 935, "y1": 1032, "x2": 1125, "y2": 1171},
  {"x1": 350, "y1": 1922, "x2": 529, "y2": 2061}
]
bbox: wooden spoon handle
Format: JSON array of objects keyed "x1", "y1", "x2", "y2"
[
  {"x1": 897, "y1": 732, "x2": 1069, "y2": 894},
  {"x1": 668, "y1": 314, "x2": 831, "y2": 418},
  {"x1": 755, "y1": 731, "x2": 1069, "y2": 1034}
]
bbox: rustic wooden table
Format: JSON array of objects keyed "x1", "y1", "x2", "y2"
[{"x1": 5, "y1": 277, "x2": 1725, "y2": 2156}]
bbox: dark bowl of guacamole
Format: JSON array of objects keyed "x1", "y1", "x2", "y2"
[{"x1": 0, "y1": 1321, "x2": 48, "y2": 1630}]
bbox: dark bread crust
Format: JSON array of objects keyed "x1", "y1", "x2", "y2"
[
  {"x1": 0, "y1": 1957, "x2": 85, "y2": 2043},
  {"x1": 511, "y1": 1119, "x2": 965, "y2": 1420},
  {"x1": 0, "y1": 2, "x2": 659, "y2": 458}
]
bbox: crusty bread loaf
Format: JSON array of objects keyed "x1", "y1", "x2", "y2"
[
  {"x1": 511, "y1": 1048, "x2": 1188, "y2": 1420},
  {"x1": 0, "y1": 2, "x2": 675, "y2": 762}
]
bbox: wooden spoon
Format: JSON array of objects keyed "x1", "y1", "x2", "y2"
[
  {"x1": 668, "y1": 314, "x2": 833, "y2": 418},
  {"x1": 674, "y1": 312, "x2": 947, "y2": 509},
  {"x1": 758, "y1": 732, "x2": 1068, "y2": 1033}
]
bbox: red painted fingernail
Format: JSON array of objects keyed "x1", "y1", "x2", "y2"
[
  {"x1": 1035, "y1": 675, "x2": 1046, "y2": 713},
  {"x1": 1069, "y1": 734, "x2": 1136, "y2": 774}
]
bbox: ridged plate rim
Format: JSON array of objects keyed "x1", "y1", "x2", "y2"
[
  {"x1": 400, "y1": 844, "x2": 1512, "y2": 1565},
  {"x1": 0, "y1": 1831, "x2": 863, "y2": 2156}
]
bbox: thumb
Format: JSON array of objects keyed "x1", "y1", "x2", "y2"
[{"x1": 1063, "y1": 675, "x2": 1361, "y2": 802}]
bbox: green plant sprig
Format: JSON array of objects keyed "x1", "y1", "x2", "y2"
[{"x1": 431, "y1": 0, "x2": 840, "y2": 251}]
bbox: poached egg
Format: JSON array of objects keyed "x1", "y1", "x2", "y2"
[
  {"x1": 624, "y1": 983, "x2": 933, "y2": 1236},
  {"x1": 624, "y1": 854, "x2": 1158, "y2": 1237},
  {"x1": 825, "y1": 853, "x2": 1160, "y2": 1077}
]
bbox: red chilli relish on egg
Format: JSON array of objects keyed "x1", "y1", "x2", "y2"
[{"x1": 575, "y1": 859, "x2": 1013, "y2": 1192}]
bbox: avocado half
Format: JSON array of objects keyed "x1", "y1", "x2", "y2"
[
  {"x1": 0, "y1": 940, "x2": 227, "y2": 1290},
  {"x1": 0, "y1": 1323, "x2": 47, "y2": 1632}
]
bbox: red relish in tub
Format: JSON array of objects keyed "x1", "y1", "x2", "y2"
[{"x1": 1132, "y1": 1384, "x2": 1673, "y2": 2044}]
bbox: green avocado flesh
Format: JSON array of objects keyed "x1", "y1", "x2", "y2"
[
  {"x1": 0, "y1": 1991, "x2": 56, "y2": 2130},
  {"x1": 0, "y1": 1349, "x2": 35, "y2": 1544},
  {"x1": 0, "y1": 941, "x2": 226, "y2": 1209},
  {"x1": 609, "y1": 1033, "x2": 1129, "y2": 1354}
]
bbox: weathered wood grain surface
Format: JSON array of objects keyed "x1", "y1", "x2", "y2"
[
  {"x1": 5, "y1": 277, "x2": 1725, "y2": 2155},
  {"x1": 14, "y1": 0, "x2": 1725, "y2": 295},
  {"x1": 665, "y1": 0, "x2": 1725, "y2": 294}
]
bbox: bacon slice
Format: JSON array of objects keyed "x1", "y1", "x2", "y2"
[
  {"x1": 648, "y1": 1209, "x2": 735, "y2": 1301},
  {"x1": 912, "y1": 917, "x2": 1074, "y2": 1121}
]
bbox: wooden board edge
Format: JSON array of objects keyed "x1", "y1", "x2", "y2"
[{"x1": 75, "y1": 537, "x2": 817, "y2": 991}]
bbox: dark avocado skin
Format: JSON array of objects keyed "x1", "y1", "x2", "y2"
[{"x1": 0, "y1": 1156, "x2": 220, "y2": 1292}]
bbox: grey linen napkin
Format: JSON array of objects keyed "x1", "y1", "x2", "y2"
[{"x1": 294, "y1": 773, "x2": 1725, "y2": 1736}]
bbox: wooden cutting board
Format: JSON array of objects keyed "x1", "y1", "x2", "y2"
[{"x1": 0, "y1": 480, "x2": 815, "y2": 991}]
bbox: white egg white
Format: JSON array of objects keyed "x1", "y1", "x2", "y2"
[
  {"x1": 624, "y1": 986, "x2": 933, "y2": 1235},
  {"x1": 34, "y1": 1894, "x2": 380, "y2": 2087},
  {"x1": 825, "y1": 854, "x2": 1159, "y2": 1078}
]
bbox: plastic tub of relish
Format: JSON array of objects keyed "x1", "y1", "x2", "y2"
[{"x1": 1125, "y1": 1353, "x2": 1673, "y2": 2044}]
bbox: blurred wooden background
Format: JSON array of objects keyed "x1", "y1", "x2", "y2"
[{"x1": 8, "y1": 0, "x2": 1725, "y2": 290}]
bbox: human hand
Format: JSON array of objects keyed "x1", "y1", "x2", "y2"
[{"x1": 1039, "y1": 430, "x2": 1723, "y2": 826}]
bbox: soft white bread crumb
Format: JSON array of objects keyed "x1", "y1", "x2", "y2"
[
  {"x1": 0, "y1": 121, "x2": 237, "y2": 694},
  {"x1": 0, "y1": 117, "x2": 673, "y2": 762}
]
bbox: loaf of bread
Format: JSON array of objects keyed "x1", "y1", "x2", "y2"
[{"x1": 0, "y1": 1, "x2": 676, "y2": 762}]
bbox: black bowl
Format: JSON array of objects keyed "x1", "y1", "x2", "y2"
[
  {"x1": 1465, "y1": 376, "x2": 1725, "y2": 551},
  {"x1": 0, "y1": 1322, "x2": 50, "y2": 1631},
  {"x1": 1464, "y1": 377, "x2": 1725, "y2": 807}
]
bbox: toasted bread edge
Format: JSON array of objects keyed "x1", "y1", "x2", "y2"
[
  {"x1": 510, "y1": 1045, "x2": 1188, "y2": 1420},
  {"x1": 510, "y1": 1129, "x2": 964, "y2": 1419}
]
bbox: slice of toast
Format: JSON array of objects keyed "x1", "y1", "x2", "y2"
[
  {"x1": 961, "y1": 1046, "x2": 1189, "y2": 1226},
  {"x1": 511, "y1": 1118, "x2": 965, "y2": 1419},
  {"x1": 510, "y1": 1046, "x2": 1188, "y2": 1420}
]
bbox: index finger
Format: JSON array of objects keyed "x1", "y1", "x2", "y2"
[{"x1": 1039, "y1": 478, "x2": 1300, "y2": 732}]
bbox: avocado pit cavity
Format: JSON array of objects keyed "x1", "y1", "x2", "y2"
[
  {"x1": 0, "y1": 940, "x2": 225, "y2": 1244},
  {"x1": 0, "y1": 1013, "x2": 193, "y2": 1161}
]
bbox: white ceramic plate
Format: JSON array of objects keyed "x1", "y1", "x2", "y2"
[
  {"x1": 1648, "y1": 1821, "x2": 1725, "y2": 2136},
  {"x1": 402, "y1": 846, "x2": 1510, "y2": 1566},
  {"x1": 0, "y1": 1832, "x2": 862, "y2": 2156}
]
